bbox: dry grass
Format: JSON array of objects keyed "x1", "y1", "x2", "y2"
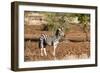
[{"x1": 24, "y1": 24, "x2": 90, "y2": 61}]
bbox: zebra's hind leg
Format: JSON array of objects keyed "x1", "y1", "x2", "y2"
[{"x1": 41, "y1": 48, "x2": 43, "y2": 56}]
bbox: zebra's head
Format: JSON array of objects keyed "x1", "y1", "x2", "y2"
[{"x1": 56, "y1": 27, "x2": 65, "y2": 38}]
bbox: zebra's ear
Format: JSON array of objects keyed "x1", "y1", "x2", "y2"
[
  {"x1": 61, "y1": 27, "x2": 64, "y2": 31},
  {"x1": 58, "y1": 28, "x2": 62, "y2": 32}
]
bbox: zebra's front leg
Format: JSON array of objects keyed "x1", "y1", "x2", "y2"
[
  {"x1": 53, "y1": 43, "x2": 57, "y2": 57},
  {"x1": 53, "y1": 47, "x2": 56, "y2": 56},
  {"x1": 43, "y1": 48, "x2": 47, "y2": 56}
]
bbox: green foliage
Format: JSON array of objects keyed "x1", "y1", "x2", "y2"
[
  {"x1": 44, "y1": 13, "x2": 59, "y2": 31},
  {"x1": 68, "y1": 13, "x2": 90, "y2": 32},
  {"x1": 43, "y1": 12, "x2": 70, "y2": 32},
  {"x1": 78, "y1": 14, "x2": 90, "y2": 33},
  {"x1": 42, "y1": 12, "x2": 90, "y2": 34}
]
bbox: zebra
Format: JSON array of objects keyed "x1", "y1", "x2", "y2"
[{"x1": 39, "y1": 27, "x2": 65, "y2": 57}]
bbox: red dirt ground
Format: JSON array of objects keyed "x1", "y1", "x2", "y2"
[{"x1": 24, "y1": 24, "x2": 90, "y2": 61}]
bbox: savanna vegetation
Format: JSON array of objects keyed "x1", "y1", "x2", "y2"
[{"x1": 24, "y1": 11, "x2": 90, "y2": 61}]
